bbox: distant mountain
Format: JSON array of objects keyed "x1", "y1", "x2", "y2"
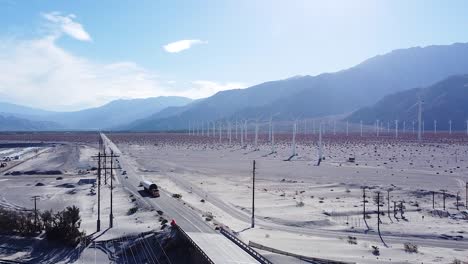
[
  {"x1": 346, "y1": 74, "x2": 468, "y2": 130},
  {"x1": 0, "y1": 115, "x2": 61, "y2": 131},
  {"x1": 126, "y1": 78, "x2": 308, "y2": 130},
  {"x1": 0, "y1": 96, "x2": 192, "y2": 130},
  {"x1": 126, "y1": 42, "x2": 468, "y2": 131},
  {"x1": 47, "y1": 96, "x2": 192, "y2": 129},
  {"x1": 0, "y1": 102, "x2": 54, "y2": 117}
]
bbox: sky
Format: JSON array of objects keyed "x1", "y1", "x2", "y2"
[{"x1": 0, "y1": 0, "x2": 467, "y2": 111}]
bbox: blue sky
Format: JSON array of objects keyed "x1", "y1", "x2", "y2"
[{"x1": 0, "y1": 0, "x2": 467, "y2": 110}]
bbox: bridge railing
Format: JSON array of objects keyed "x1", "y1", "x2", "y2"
[
  {"x1": 174, "y1": 225, "x2": 215, "y2": 264},
  {"x1": 219, "y1": 227, "x2": 273, "y2": 264}
]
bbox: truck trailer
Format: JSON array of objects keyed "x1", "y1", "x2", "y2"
[{"x1": 140, "y1": 180, "x2": 160, "y2": 197}]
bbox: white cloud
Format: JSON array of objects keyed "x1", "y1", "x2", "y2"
[
  {"x1": 0, "y1": 36, "x2": 168, "y2": 110},
  {"x1": 0, "y1": 36, "x2": 244, "y2": 111},
  {"x1": 188, "y1": 80, "x2": 246, "y2": 98},
  {"x1": 163, "y1": 39, "x2": 206, "y2": 53},
  {"x1": 42, "y1": 12, "x2": 91, "y2": 41}
]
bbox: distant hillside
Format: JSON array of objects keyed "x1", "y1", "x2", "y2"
[
  {"x1": 0, "y1": 102, "x2": 55, "y2": 117},
  {"x1": 0, "y1": 115, "x2": 61, "y2": 131},
  {"x1": 126, "y1": 42, "x2": 468, "y2": 131},
  {"x1": 347, "y1": 75, "x2": 468, "y2": 130},
  {"x1": 47, "y1": 96, "x2": 192, "y2": 129},
  {"x1": 0, "y1": 96, "x2": 192, "y2": 130}
]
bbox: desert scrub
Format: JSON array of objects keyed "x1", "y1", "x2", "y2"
[
  {"x1": 404, "y1": 242, "x2": 418, "y2": 253},
  {"x1": 127, "y1": 207, "x2": 138, "y2": 215}
]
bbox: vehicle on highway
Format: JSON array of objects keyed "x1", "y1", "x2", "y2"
[
  {"x1": 140, "y1": 180, "x2": 160, "y2": 197},
  {"x1": 0, "y1": 162, "x2": 7, "y2": 168}
]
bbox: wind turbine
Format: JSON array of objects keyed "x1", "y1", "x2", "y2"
[
  {"x1": 228, "y1": 121, "x2": 232, "y2": 144},
  {"x1": 346, "y1": 120, "x2": 349, "y2": 136},
  {"x1": 417, "y1": 98, "x2": 423, "y2": 141},
  {"x1": 317, "y1": 123, "x2": 323, "y2": 166},
  {"x1": 408, "y1": 96, "x2": 423, "y2": 141},
  {"x1": 360, "y1": 120, "x2": 363, "y2": 137},
  {"x1": 219, "y1": 122, "x2": 222, "y2": 143},
  {"x1": 376, "y1": 119, "x2": 380, "y2": 136},
  {"x1": 240, "y1": 122, "x2": 244, "y2": 147},
  {"x1": 395, "y1": 120, "x2": 398, "y2": 139},
  {"x1": 254, "y1": 121, "x2": 259, "y2": 151}
]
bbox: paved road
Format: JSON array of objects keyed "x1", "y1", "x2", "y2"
[{"x1": 101, "y1": 134, "x2": 260, "y2": 264}]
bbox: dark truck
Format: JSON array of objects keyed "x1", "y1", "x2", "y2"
[{"x1": 140, "y1": 180, "x2": 160, "y2": 197}]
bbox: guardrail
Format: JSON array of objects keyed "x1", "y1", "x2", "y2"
[
  {"x1": 219, "y1": 228, "x2": 273, "y2": 264},
  {"x1": 0, "y1": 259, "x2": 25, "y2": 264},
  {"x1": 249, "y1": 241, "x2": 355, "y2": 264},
  {"x1": 174, "y1": 225, "x2": 215, "y2": 264}
]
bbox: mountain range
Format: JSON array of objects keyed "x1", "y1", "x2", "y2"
[
  {"x1": 126, "y1": 42, "x2": 468, "y2": 131},
  {"x1": 0, "y1": 96, "x2": 192, "y2": 130},
  {"x1": 346, "y1": 74, "x2": 468, "y2": 130},
  {"x1": 2, "y1": 42, "x2": 468, "y2": 131}
]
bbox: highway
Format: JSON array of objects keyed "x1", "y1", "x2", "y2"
[{"x1": 101, "y1": 134, "x2": 260, "y2": 264}]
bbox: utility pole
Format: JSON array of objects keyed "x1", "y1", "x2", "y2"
[
  {"x1": 97, "y1": 152, "x2": 101, "y2": 232},
  {"x1": 399, "y1": 201, "x2": 405, "y2": 220},
  {"x1": 31, "y1": 195, "x2": 40, "y2": 231},
  {"x1": 449, "y1": 120, "x2": 452, "y2": 135},
  {"x1": 456, "y1": 192, "x2": 460, "y2": 211},
  {"x1": 251, "y1": 160, "x2": 256, "y2": 228},
  {"x1": 362, "y1": 187, "x2": 369, "y2": 230},
  {"x1": 442, "y1": 190, "x2": 446, "y2": 211},
  {"x1": 375, "y1": 192, "x2": 387, "y2": 246},
  {"x1": 387, "y1": 189, "x2": 392, "y2": 222},
  {"x1": 110, "y1": 150, "x2": 114, "y2": 228},
  {"x1": 432, "y1": 191, "x2": 435, "y2": 209},
  {"x1": 466, "y1": 182, "x2": 467, "y2": 209},
  {"x1": 103, "y1": 149, "x2": 107, "y2": 185}
]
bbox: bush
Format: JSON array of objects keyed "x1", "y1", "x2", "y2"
[
  {"x1": 0, "y1": 208, "x2": 38, "y2": 236},
  {"x1": 404, "y1": 242, "x2": 418, "y2": 253},
  {"x1": 172, "y1": 193, "x2": 182, "y2": 199},
  {"x1": 42, "y1": 206, "x2": 85, "y2": 246},
  {"x1": 347, "y1": 236, "x2": 357, "y2": 245},
  {"x1": 371, "y1": 245, "x2": 380, "y2": 256},
  {"x1": 296, "y1": 201, "x2": 305, "y2": 207},
  {"x1": 127, "y1": 207, "x2": 138, "y2": 215},
  {"x1": 0, "y1": 205, "x2": 85, "y2": 246}
]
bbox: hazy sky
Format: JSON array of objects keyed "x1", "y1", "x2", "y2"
[{"x1": 1, "y1": 0, "x2": 467, "y2": 111}]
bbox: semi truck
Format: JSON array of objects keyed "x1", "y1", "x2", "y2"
[{"x1": 140, "y1": 180, "x2": 160, "y2": 197}]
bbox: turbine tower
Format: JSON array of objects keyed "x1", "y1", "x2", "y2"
[
  {"x1": 417, "y1": 98, "x2": 423, "y2": 141},
  {"x1": 317, "y1": 123, "x2": 323, "y2": 166},
  {"x1": 360, "y1": 120, "x2": 363, "y2": 137}
]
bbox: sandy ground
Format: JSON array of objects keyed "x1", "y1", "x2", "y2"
[
  {"x1": 109, "y1": 133, "x2": 468, "y2": 263},
  {"x1": 1, "y1": 133, "x2": 468, "y2": 263},
  {"x1": 0, "y1": 143, "x2": 163, "y2": 263}
]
